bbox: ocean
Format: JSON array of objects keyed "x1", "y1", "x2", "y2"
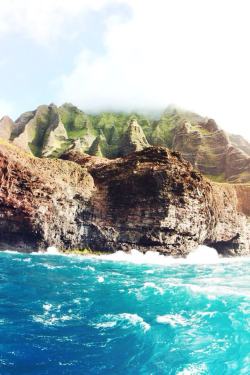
[{"x1": 0, "y1": 247, "x2": 249, "y2": 375}]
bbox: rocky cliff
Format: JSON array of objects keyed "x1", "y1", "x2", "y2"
[
  {"x1": 1, "y1": 104, "x2": 249, "y2": 183},
  {"x1": 0, "y1": 140, "x2": 249, "y2": 255},
  {"x1": 0, "y1": 116, "x2": 14, "y2": 140}
]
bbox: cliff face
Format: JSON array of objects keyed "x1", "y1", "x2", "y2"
[
  {"x1": 0, "y1": 141, "x2": 249, "y2": 255},
  {"x1": 119, "y1": 118, "x2": 149, "y2": 156},
  {"x1": 0, "y1": 141, "x2": 94, "y2": 251},
  {"x1": 1, "y1": 104, "x2": 249, "y2": 184},
  {"x1": 171, "y1": 117, "x2": 250, "y2": 183},
  {"x1": 0, "y1": 116, "x2": 14, "y2": 140},
  {"x1": 11, "y1": 104, "x2": 70, "y2": 157}
]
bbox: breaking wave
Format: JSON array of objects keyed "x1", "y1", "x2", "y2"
[{"x1": 95, "y1": 245, "x2": 249, "y2": 265}]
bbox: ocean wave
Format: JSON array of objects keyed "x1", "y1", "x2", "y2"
[
  {"x1": 3, "y1": 245, "x2": 250, "y2": 268},
  {"x1": 156, "y1": 314, "x2": 188, "y2": 327},
  {"x1": 1, "y1": 250, "x2": 19, "y2": 254},
  {"x1": 187, "y1": 283, "x2": 250, "y2": 298},
  {"x1": 45, "y1": 246, "x2": 60, "y2": 255},
  {"x1": 33, "y1": 313, "x2": 72, "y2": 326},
  {"x1": 143, "y1": 282, "x2": 164, "y2": 295},
  {"x1": 1, "y1": 247, "x2": 249, "y2": 373},
  {"x1": 97, "y1": 276, "x2": 104, "y2": 283},
  {"x1": 32, "y1": 302, "x2": 73, "y2": 326},
  {"x1": 177, "y1": 363, "x2": 208, "y2": 375},
  {"x1": 94, "y1": 313, "x2": 150, "y2": 332},
  {"x1": 95, "y1": 246, "x2": 250, "y2": 266}
]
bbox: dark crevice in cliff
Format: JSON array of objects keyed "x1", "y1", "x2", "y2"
[{"x1": 206, "y1": 234, "x2": 242, "y2": 256}]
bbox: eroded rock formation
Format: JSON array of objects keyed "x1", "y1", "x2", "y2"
[
  {"x1": 0, "y1": 116, "x2": 14, "y2": 140},
  {"x1": 0, "y1": 141, "x2": 249, "y2": 255},
  {"x1": 1, "y1": 103, "x2": 249, "y2": 183}
]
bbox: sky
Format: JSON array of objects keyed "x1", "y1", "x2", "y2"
[{"x1": 0, "y1": 0, "x2": 249, "y2": 140}]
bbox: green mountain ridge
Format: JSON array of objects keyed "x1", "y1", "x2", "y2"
[{"x1": 0, "y1": 103, "x2": 249, "y2": 183}]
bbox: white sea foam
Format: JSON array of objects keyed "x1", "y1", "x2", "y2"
[
  {"x1": 186, "y1": 246, "x2": 219, "y2": 264},
  {"x1": 30, "y1": 246, "x2": 60, "y2": 255},
  {"x1": 177, "y1": 363, "x2": 208, "y2": 375},
  {"x1": 43, "y1": 303, "x2": 52, "y2": 311},
  {"x1": 2, "y1": 250, "x2": 19, "y2": 254},
  {"x1": 97, "y1": 276, "x2": 104, "y2": 283},
  {"x1": 33, "y1": 314, "x2": 72, "y2": 326},
  {"x1": 46, "y1": 246, "x2": 60, "y2": 255},
  {"x1": 156, "y1": 314, "x2": 188, "y2": 327},
  {"x1": 94, "y1": 321, "x2": 117, "y2": 329},
  {"x1": 94, "y1": 246, "x2": 250, "y2": 266},
  {"x1": 95, "y1": 246, "x2": 220, "y2": 265},
  {"x1": 33, "y1": 303, "x2": 72, "y2": 326},
  {"x1": 41, "y1": 263, "x2": 61, "y2": 270},
  {"x1": 95, "y1": 313, "x2": 150, "y2": 332},
  {"x1": 188, "y1": 283, "x2": 250, "y2": 298},
  {"x1": 3, "y1": 244, "x2": 249, "y2": 267}
]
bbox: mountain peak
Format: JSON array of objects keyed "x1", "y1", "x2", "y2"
[{"x1": 1, "y1": 103, "x2": 249, "y2": 183}]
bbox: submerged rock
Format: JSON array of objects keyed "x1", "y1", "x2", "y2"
[{"x1": 0, "y1": 142, "x2": 249, "y2": 255}]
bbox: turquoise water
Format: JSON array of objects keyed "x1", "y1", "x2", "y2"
[{"x1": 0, "y1": 250, "x2": 249, "y2": 374}]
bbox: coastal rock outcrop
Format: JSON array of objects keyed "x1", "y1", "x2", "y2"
[
  {"x1": 0, "y1": 141, "x2": 249, "y2": 255},
  {"x1": 171, "y1": 117, "x2": 250, "y2": 183}
]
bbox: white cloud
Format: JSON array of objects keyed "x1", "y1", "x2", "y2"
[
  {"x1": 0, "y1": 0, "x2": 113, "y2": 44},
  {"x1": 58, "y1": 0, "x2": 250, "y2": 139}
]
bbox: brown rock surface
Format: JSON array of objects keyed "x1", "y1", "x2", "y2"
[
  {"x1": 119, "y1": 118, "x2": 150, "y2": 156},
  {"x1": 0, "y1": 116, "x2": 14, "y2": 140},
  {"x1": 172, "y1": 117, "x2": 250, "y2": 183},
  {"x1": 0, "y1": 142, "x2": 249, "y2": 255}
]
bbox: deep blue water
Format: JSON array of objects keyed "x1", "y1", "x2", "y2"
[{"x1": 0, "y1": 250, "x2": 249, "y2": 375}]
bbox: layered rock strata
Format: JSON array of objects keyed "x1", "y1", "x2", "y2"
[{"x1": 0, "y1": 141, "x2": 249, "y2": 255}]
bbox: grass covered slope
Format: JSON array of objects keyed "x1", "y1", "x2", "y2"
[{"x1": 0, "y1": 103, "x2": 249, "y2": 183}]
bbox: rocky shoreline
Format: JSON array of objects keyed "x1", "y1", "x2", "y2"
[{"x1": 0, "y1": 140, "x2": 249, "y2": 256}]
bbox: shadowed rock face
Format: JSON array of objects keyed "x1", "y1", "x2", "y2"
[{"x1": 0, "y1": 141, "x2": 249, "y2": 255}]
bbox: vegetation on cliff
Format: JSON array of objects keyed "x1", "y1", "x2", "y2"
[{"x1": 0, "y1": 103, "x2": 249, "y2": 183}]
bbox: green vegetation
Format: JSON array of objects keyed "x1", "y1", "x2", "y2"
[
  {"x1": 205, "y1": 173, "x2": 226, "y2": 183},
  {"x1": 7, "y1": 103, "x2": 249, "y2": 184},
  {"x1": 0, "y1": 137, "x2": 34, "y2": 157},
  {"x1": 59, "y1": 103, "x2": 95, "y2": 139},
  {"x1": 28, "y1": 106, "x2": 51, "y2": 157}
]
